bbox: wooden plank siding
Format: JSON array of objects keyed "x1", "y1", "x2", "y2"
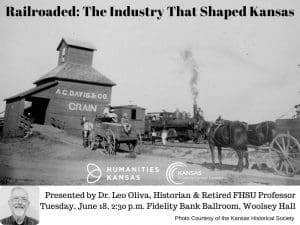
[
  {"x1": 3, "y1": 38, "x2": 116, "y2": 137},
  {"x1": 65, "y1": 47, "x2": 94, "y2": 66},
  {"x1": 32, "y1": 81, "x2": 111, "y2": 103},
  {"x1": 57, "y1": 38, "x2": 95, "y2": 66},
  {"x1": 30, "y1": 80, "x2": 112, "y2": 136},
  {"x1": 3, "y1": 99, "x2": 25, "y2": 137}
]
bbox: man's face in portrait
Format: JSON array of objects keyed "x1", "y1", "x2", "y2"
[{"x1": 8, "y1": 188, "x2": 30, "y2": 218}]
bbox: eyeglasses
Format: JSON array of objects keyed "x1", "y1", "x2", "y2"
[{"x1": 10, "y1": 197, "x2": 29, "y2": 203}]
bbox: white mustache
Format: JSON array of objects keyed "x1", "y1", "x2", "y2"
[{"x1": 13, "y1": 204, "x2": 25, "y2": 209}]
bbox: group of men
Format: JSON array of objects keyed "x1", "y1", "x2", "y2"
[{"x1": 151, "y1": 129, "x2": 167, "y2": 145}]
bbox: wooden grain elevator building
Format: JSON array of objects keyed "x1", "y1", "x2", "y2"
[{"x1": 3, "y1": 38, "x2": 116, "y2": 137}]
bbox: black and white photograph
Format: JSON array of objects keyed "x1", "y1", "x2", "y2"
[
  {"x1": 0, "y1": 186, "x2": 39, "y2": 225},
  {"x1": 0, "y1": 0, "x2": 300, "y2": 186}
]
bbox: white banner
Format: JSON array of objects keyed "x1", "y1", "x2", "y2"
[{"x1": 35, "y1": 186, "x2": 299, "y2": 224}]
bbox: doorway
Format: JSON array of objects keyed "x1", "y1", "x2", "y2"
[{"x1": 30, "y1": 97, "x2": 50, "y2": 124}]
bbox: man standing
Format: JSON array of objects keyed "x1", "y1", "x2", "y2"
[
  {"x1": 161, "y1": 129, "x2": 167, "y2": 145},
  {"x1": 82, "y1": 119, "x2": 94, "y2": 148},
  {"x1": 151, "y1": 129, "x2": 156, "y2": 144},
  {"x1": 1, "y1": 187, "x2": 39, "y2": 225}
]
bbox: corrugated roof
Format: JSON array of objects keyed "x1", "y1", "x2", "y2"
[
  {"x1": 34, "y1": 63, "x2": 116, "y2": 86},
  {"x1": 4, "y1": 81, "x2": 58, "y2": 101},
  {"x1": 57, "y1": 38, "x2": 97, "y2": 51}
]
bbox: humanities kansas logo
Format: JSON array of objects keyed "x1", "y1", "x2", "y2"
[
  {"x1": 166, "y1": 162, "x2": 202, "y2": 185},
  {"x1": 86, "y1": 163, "x2": 160, "y2": 184},
  {"x1": 86, "y1": 163, "x2": 102, "y2": 184}
]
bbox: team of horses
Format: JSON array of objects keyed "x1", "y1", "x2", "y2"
[{"x1": 201, "y1": 118, "x2": 276, "y2": 172}]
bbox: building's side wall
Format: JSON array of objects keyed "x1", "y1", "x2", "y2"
[
  {"x1": 32, "y1": 80, "x2": 112, "y2": 136},
  {"x1": 133, "y1": 108, "x2": 145, "y2": 133},
  {"x1": 3, "y1": 99, "x2": 25, "y2": 137},
  {"x1": 58, "y1": 43, "x2": 93, "y2": 66},
  {"x1": 66, "y1": 47, "x2": 93, "y2": 66}
]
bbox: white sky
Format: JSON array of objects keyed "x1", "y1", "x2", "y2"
[{"x1": 0, "y1": 0, "x2": 299, "y2": 123}]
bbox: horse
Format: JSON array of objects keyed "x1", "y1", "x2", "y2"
[
  {"x1": 247, "y1": 121, "x2": 276, "y2": 146},
  {"x1": 207, "y1": 120, "x2": 248, "y2": 172}
]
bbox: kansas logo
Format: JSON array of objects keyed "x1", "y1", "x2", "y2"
[{"x1": 166, "y1": 162, "x2": 202, "y2": 185}]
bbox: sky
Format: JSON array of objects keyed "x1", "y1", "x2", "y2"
[{"x1": 0, "y1": 0, "x2": 299, "y2": 123}]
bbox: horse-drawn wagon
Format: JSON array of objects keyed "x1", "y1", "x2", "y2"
[
  {"x1": 90, "y1": 119, "x2": 141, "y2": 155},
  {"x1": 208, "y1": 116, "x2": 300, "y2": 177},
  {"x1": 267, "y1": 117, "x2": 300, "y2": 177}
]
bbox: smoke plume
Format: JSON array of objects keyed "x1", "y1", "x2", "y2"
[{"x1": 181, "y1": 49, "x2": 199, "y2": 105}]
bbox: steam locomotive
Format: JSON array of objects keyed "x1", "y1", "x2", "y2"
[{"x1": 144, "y1": 104, "x2": 207, "y2": 143}]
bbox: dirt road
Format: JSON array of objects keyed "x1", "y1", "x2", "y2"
[{"x1": 0, "y1": 125, "x2": 299, "y2": 185}]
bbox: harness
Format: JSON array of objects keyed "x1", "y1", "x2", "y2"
[
  {"x1": 266, "y1": 122, "x2": 270, "y2": 139},
  {"x1": 247, "y1": 122, "x2": 270, "y2": 145},
  {"x1": 211, "y1": 123, "x2": 230, "y2": 147}
]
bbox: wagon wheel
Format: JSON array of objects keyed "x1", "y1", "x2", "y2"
[
  {"x1": 268, "y1": 133, "x2": 300, "y2": 177},
  {"x1": 167, "y1": 129, "x2": 177, "y2": 142},
  {"x1": 103, "y1": 129, "x2": 116, "y2": 155},
  {"x1": 91, "y1": 135, "x2": 101, "y2": 150},
  {"x1": 115, "y1": 142, "x2": 120, "y2": 151}
]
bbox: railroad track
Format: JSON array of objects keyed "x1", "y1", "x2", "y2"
[
  {"x1": 140, "y1": 141, "x2": 209, "y2": 150},
  {"x1": 140, "y1": 142, "x2": 268, "y2": 152}
]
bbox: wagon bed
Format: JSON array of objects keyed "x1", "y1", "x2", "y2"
[
  {"x1": 91, "y1": 120, "x2": 140, "y2": 155},
  {"x1": 276, "y1": 117, "x2": 300, "y2": 140},
  {"x1": 95, "y1": 122, "x2": 139, "y2": 142}
]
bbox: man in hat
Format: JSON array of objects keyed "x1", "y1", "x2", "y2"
[
  {"x1": 151, "y1": 128, "x2": 157, "y2": 144},
  {"x1": 103, "y1": 106, "x2": 118, "y2": 122},
  {"x1": 82, "y1": 118, "x2": 94, "y2": 148},
  {"x1": 1, "y1": 187, "x2": 39, "y2": 225}
]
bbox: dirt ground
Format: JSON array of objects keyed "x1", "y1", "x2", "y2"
[{"x1": 0, "y1": 125, "x2": 299, "y2": 185}]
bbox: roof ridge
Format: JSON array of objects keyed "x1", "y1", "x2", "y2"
[
  {"x1": 4, "y1": 81, "x2": 58, "y2": 101},
  {"x1": 34, "y1": 62, "x2": 116, "y2": 86},
  {"x1": 57, "y1": 37, "x2": 97, "y2": 51}
]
